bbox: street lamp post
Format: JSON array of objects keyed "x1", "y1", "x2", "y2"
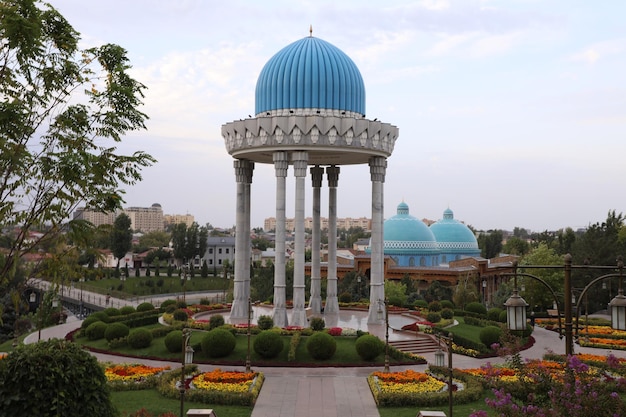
[
  {"x1": 482, "y1": 279, "x2": 487, "y2": 306},
  {"x1": 434, "y1": 333, "x2": 454, "y2": 417},
  {"x1": 377, "y1": 298, "x2": 390, "y2": 372},
  {"x1": 357, "y1": 275, "x2": 362, "y2": 301},
  {"x1": 246, "y1": 297, "x2": 253, "y2": 373},
  {"x1": 179, "y1": 328, "x2": 194, "y2": 417}
]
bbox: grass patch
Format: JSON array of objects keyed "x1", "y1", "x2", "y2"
[
  {"x1": 111, "y1": 388, "x2": 253, "y2": 417},
  {"x1": 79, "y1": 275, "x2": 230, "y2": 298}
]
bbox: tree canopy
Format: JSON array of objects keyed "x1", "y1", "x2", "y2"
[{"x1": 0, "y1": 0, "x2": 155, "y2": 285}]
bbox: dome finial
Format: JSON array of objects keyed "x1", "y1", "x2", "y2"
[{"x1": 309, "y1": 25, "x2": 313, "y2": 37}]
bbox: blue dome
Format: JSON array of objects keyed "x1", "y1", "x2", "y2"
[
  {"x1": 383, "y1": 202, "x2": 438, "y2": 254},
  {"x1": 430, "y1": 208, "x2": 480, "y2": 254},
  {"x1": 255, "y1": 36, "x2": 366, "y2": 116}
]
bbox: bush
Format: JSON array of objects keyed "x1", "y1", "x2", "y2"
[
  {"x1": 172, "y1": 309, "x2": 188, "y2": 322},
  {"x1": 487, "y1": 307, "x2": 503, "y2": 322},
  {"x1": 136, "y1": 302, "x2": 155, "y2": 312},
  {"x1": 426, "y1": 312, "x2": 442, "y2": 323},
  {"x1": 81, "y1": 315, "x2": 102, "y2": 330},
  {"x1": 127, "y1": 328, "x2": 153, "y2": 349},
  {"x1": 479, "y1": 325, "x2": 503, "y2": 348},
  {"x1": 338, "y1": 291, "x2": 352, "y2": 303},
  {"x1": 257, "y1": 315, "x2": 274, "y2": 330},
  {"x1": 441, "y1": 308, "x2": 454, "y2": 320},
  {"x1": 85, "y1": 321, "x2": 108, "y2": 340},
  {"x1": 119, "y1": 305, "x2": 136, "y2": 315},
  {"x1": 103, "y1": 307, "x2": 120, "y2": 317},
  {"x1": 440, "y1": 300, "x2": 454, "y2": 309},
  {"x1": 309, "y1": 317, "x2": 325, "y2": 331},
  {"x1": 88, "y1": 311, "x2": 110, "y2": 323},
  {"x1": 164, "y1": 330, "x2": 183, "y2": 353},
  {"x1": 428, "y1": 301, "x2": 442, "y2": 312},
  {"x1": 160, "y1": 299, "x2": 177, "y2": 310},
  {"x1": 201, "y1": 329, "x2": 236, "y2": 358},
  {"x1": 465, "y1": 302, "x2": 487, "y2": 316},
  {"x1": 355, "y1": 334, "x2": 384, "y2": 361},
  {"x1": 209, "y1": 314, "x2": 225, "y2": 330},
  {"x1": 306, "y1": 332, "x2": 337, "y2": 360},
  {"x1": 499, "y1": 310, "x2": 508, "y2": 323},
  {"x1": 104, "y1": 322, "x2": 130, "y2": 342},
  {"x1": 414, "y1": 299, "x2": 428, "y2": 308},
  {"x1": 253, "y1": 330, "x2": 284, "y2": 359},
  {"x1": 0, "y1": 339, "x2": 116, "y2": 417}
]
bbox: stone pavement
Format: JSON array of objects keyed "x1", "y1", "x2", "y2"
[{"x1": 19, "y1": 308, "x2": 626, "y2": 417}]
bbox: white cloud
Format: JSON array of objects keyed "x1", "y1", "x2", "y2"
[{"x1": 570, "y1": 39, "x2": 625, "y2": 64}]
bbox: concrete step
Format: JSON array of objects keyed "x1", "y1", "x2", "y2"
[{"x1": 389, "y1": 337, "x2": 441, "y2": 354}]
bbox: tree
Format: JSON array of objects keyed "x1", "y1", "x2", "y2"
[
  {"x1": 572, "y1": 211, "x2": 625, "y2": 266},
  {"x1": 478, "y1": 230, "x2": 503, "y2": 259},
  {"x1": 111, "y1": 213, "x2": 132, "y2": 270},
  {"x1": 0, "y1": 339, "x2": 117, "y2": 417},
  {"x1": 503, "y1": 236, "x2": 530, "y2": 256},
  {"x1": 136, "y1": 230, "x2": 171, "y2": 251},
  {"x1": 171, "y1": 222, "x2": 208, "y2": 265},
  {"x1": 519, "y1": 243, "x2": 564, "y2": 311},
  {"x1": 0, "y1": 0, "x2": 155, "y2": 287}
]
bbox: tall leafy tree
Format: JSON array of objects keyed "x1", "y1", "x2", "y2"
[
  {"x1": 478, "y1": 230, "x2": 503, "y2": 259},
  {"x1": 110, "y1": 213, "x2": 132, "y2": 270},
  {"x1": 0, "y1": 0, "x2": 155, "y2": 286},
  {"x1": 171, "y1": 222, "x2": 208, "y2": 265}
]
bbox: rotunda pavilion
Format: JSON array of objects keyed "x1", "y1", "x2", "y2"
[{"x1": 221, "y1": 32, "x2": 399, "y2": 327}]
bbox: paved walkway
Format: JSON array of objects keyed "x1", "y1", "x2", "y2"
[{"x1": 19, "y1": 298, "x2": 626, "y2": 417}]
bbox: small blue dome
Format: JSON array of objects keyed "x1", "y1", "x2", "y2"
[
  {"x1": 255, "y1": 36, "x2": 366, "y2": 116},
  {"x1": 383, "y1": 202, "x2": 438, "y2": 254},
  {"x1": 430, "y1": 208, "x2": 480, "y2": 254}
]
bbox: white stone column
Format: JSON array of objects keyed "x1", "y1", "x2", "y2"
[
  {"x1": 324, "y1": 165, "x2": 340, "y2": 314},
  {"x1": 308, "y1": 165, "x2": 324, "y2": 316},
  {"x1": 291, "y1": 151, "x2": 308, "y2": 327},
  {"x1": 230, "y1": 159, "x2": 254, "y2": 320},
  {"x1": 368, "y1": 157, "x2": 387, "y2": 324},
  {"x1": 272, "y1": 152, "x2": 289, "y2": 328}
]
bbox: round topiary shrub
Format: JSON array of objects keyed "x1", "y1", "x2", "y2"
[
  {"x1": 338, "y1": 292, "x2": 352, "y2": 303},
  {"x1": 426, "y1": 312, "x2": 442, "y2": 323},
  {"x1": 136, "y1": 302, "x2": 155, "y2": 312},
  {"x1": 440, "y1": 300, "x2": 454, "y2": 310},
  {"x1": 85, "y1": 321, "x2": 108, "y2": 340},
  {"x1": 164, "y1": 330, "x2": 183, "y2": 353},
  {"x1": 428, "y1": 301, "x2": 442, "y2": 312},
  {"x1": 0, "y1": 339, "x2": 117, "y2": 416},
  {"x1": 466, "y1": 302, "x2": 487, "y2": 315},
  {"x1": 160, "y1": 299, "x2": 177, "y2": 310},
  {"x1": 172, "y1": 308, "x2": 188, "y2": 322},
  {"x1": 104, "y1": 322, "x2": 130, "y2": 342},
  {"x1": 127, "y1": 328, "x2": 153, "y2": 349},
  {"x1": 88, "y1": 311, "x2": 110, "y2": 323},
  {"x1": 103, "y1": 307, "x2": 120, "y2": 317},
  {"x1": 253, "y1": 330, "x2": 284, "y2": 358},
  {"x1": 487, "y1": 307, "x2": 503, "y2": 322},
  {"x1": 209, "y1": 314, "x2": 225, "y2": 330},
  {"x1": 119, "y1": 305, "x2": 136, "y2": 315},
  {"x1": 306, "y1": 332, "x2": 337, "y2": 360},
  {"x1": 441, "y1": 308, "x2": 454, "y2": 320},
  {"x1": 499, "y1": 310, "x2": 508, "y2": 323},
  {"x1": 176, "y1": 300, "x2": 187, "y2": 309},
  {"x1": 81, "y1": 315, "x2": 102, "y2": 330},
  {"x1": 479, "y1": 325, "x2": 503, "y2": 348},
  {"x1": 309, "y1": 317, "x2": 325, "y2": 331},
  {"x1": 201, "y1": 328, "x2": 236, "y2": 358},
  {"x1": 355, "y1": 334, "x2": 384, "y2": 361},
  {"x1": 257, "y1": 315, "x2": 274, "y2": 330},
  {"x1": 414, "y1": 299, "x2": 428, "y2": 308}
]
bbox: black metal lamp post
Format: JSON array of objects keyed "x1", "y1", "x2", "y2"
[
  {"x1": 609, "y1": 257, "x2": 626, "y2": 330},
  {"x1": 357, "y1": 275, "x2": 362, "y2": 300},
  {"x1": 179, "y1": 328, "x2": 194, "y2": 417},
  {"x1": 377, "y1": 298, "x2": 390, "y2": 372},
  {"x1": 434, "y1": 333, "x2": 454, "y2": 417}
]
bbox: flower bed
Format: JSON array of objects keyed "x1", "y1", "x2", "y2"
[
  {"x1": 157, "y1": 365, "x2": 264, "y2": 406},
  {"x1": 103, "y1": 363, "x2": 170, "y2": 391},
  {"x1": 368, "y1": 367, "x2": 483, "y2": 407}
]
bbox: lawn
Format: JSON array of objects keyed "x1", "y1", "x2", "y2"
[{"x1": 78, "y1": 275, "x2": 231, "y2": 298}]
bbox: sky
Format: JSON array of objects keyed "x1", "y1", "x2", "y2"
[{"x1": 49, "y1": 0, "x2": 626, "y2": 233}]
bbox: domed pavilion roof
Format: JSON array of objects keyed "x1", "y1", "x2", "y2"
[
  {"x1": 383, "y1": 202, "x2": 438, "y2": 254},
  {"x1": 430, "y1": 208, "x2": 480, "y2": 252},
  {"x1": 255, "y1": 35, "x2": 365, "y2": 117}
]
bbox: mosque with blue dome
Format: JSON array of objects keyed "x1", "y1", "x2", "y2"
[{"x1": 380, "y1": 202, "x2": 481, "y2": 267}]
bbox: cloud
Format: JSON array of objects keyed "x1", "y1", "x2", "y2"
[{"x1": 570, "y1": 39, "x2": 625, "y2": 64}]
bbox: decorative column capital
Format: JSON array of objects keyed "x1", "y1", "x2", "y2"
[
  {"x1": 292, "y1": 151, "x2": 309, "y2": 178},
  {"x1": 273, "y1": 151, "x2": 289, "y2": 177},
  {"x1": 234, "y1": 159, "x2": 254, "y2": 183},
  {"x1": 369, "y1": 156, "x2": 387, "y2": 183},
  {"x1": 310, "y1": 165, "x2": 323, "y2": 188},
  {"x1": 326, "y1": 165, "x2": 340, "y2": 188}
]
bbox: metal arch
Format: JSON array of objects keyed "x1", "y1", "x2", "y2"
[
  {"x1": 500, "y1": 271, "x2": 565, "y2": 339},
  {"x1": 574, "y1": 270, "x2": 623, "y2": 339}
]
